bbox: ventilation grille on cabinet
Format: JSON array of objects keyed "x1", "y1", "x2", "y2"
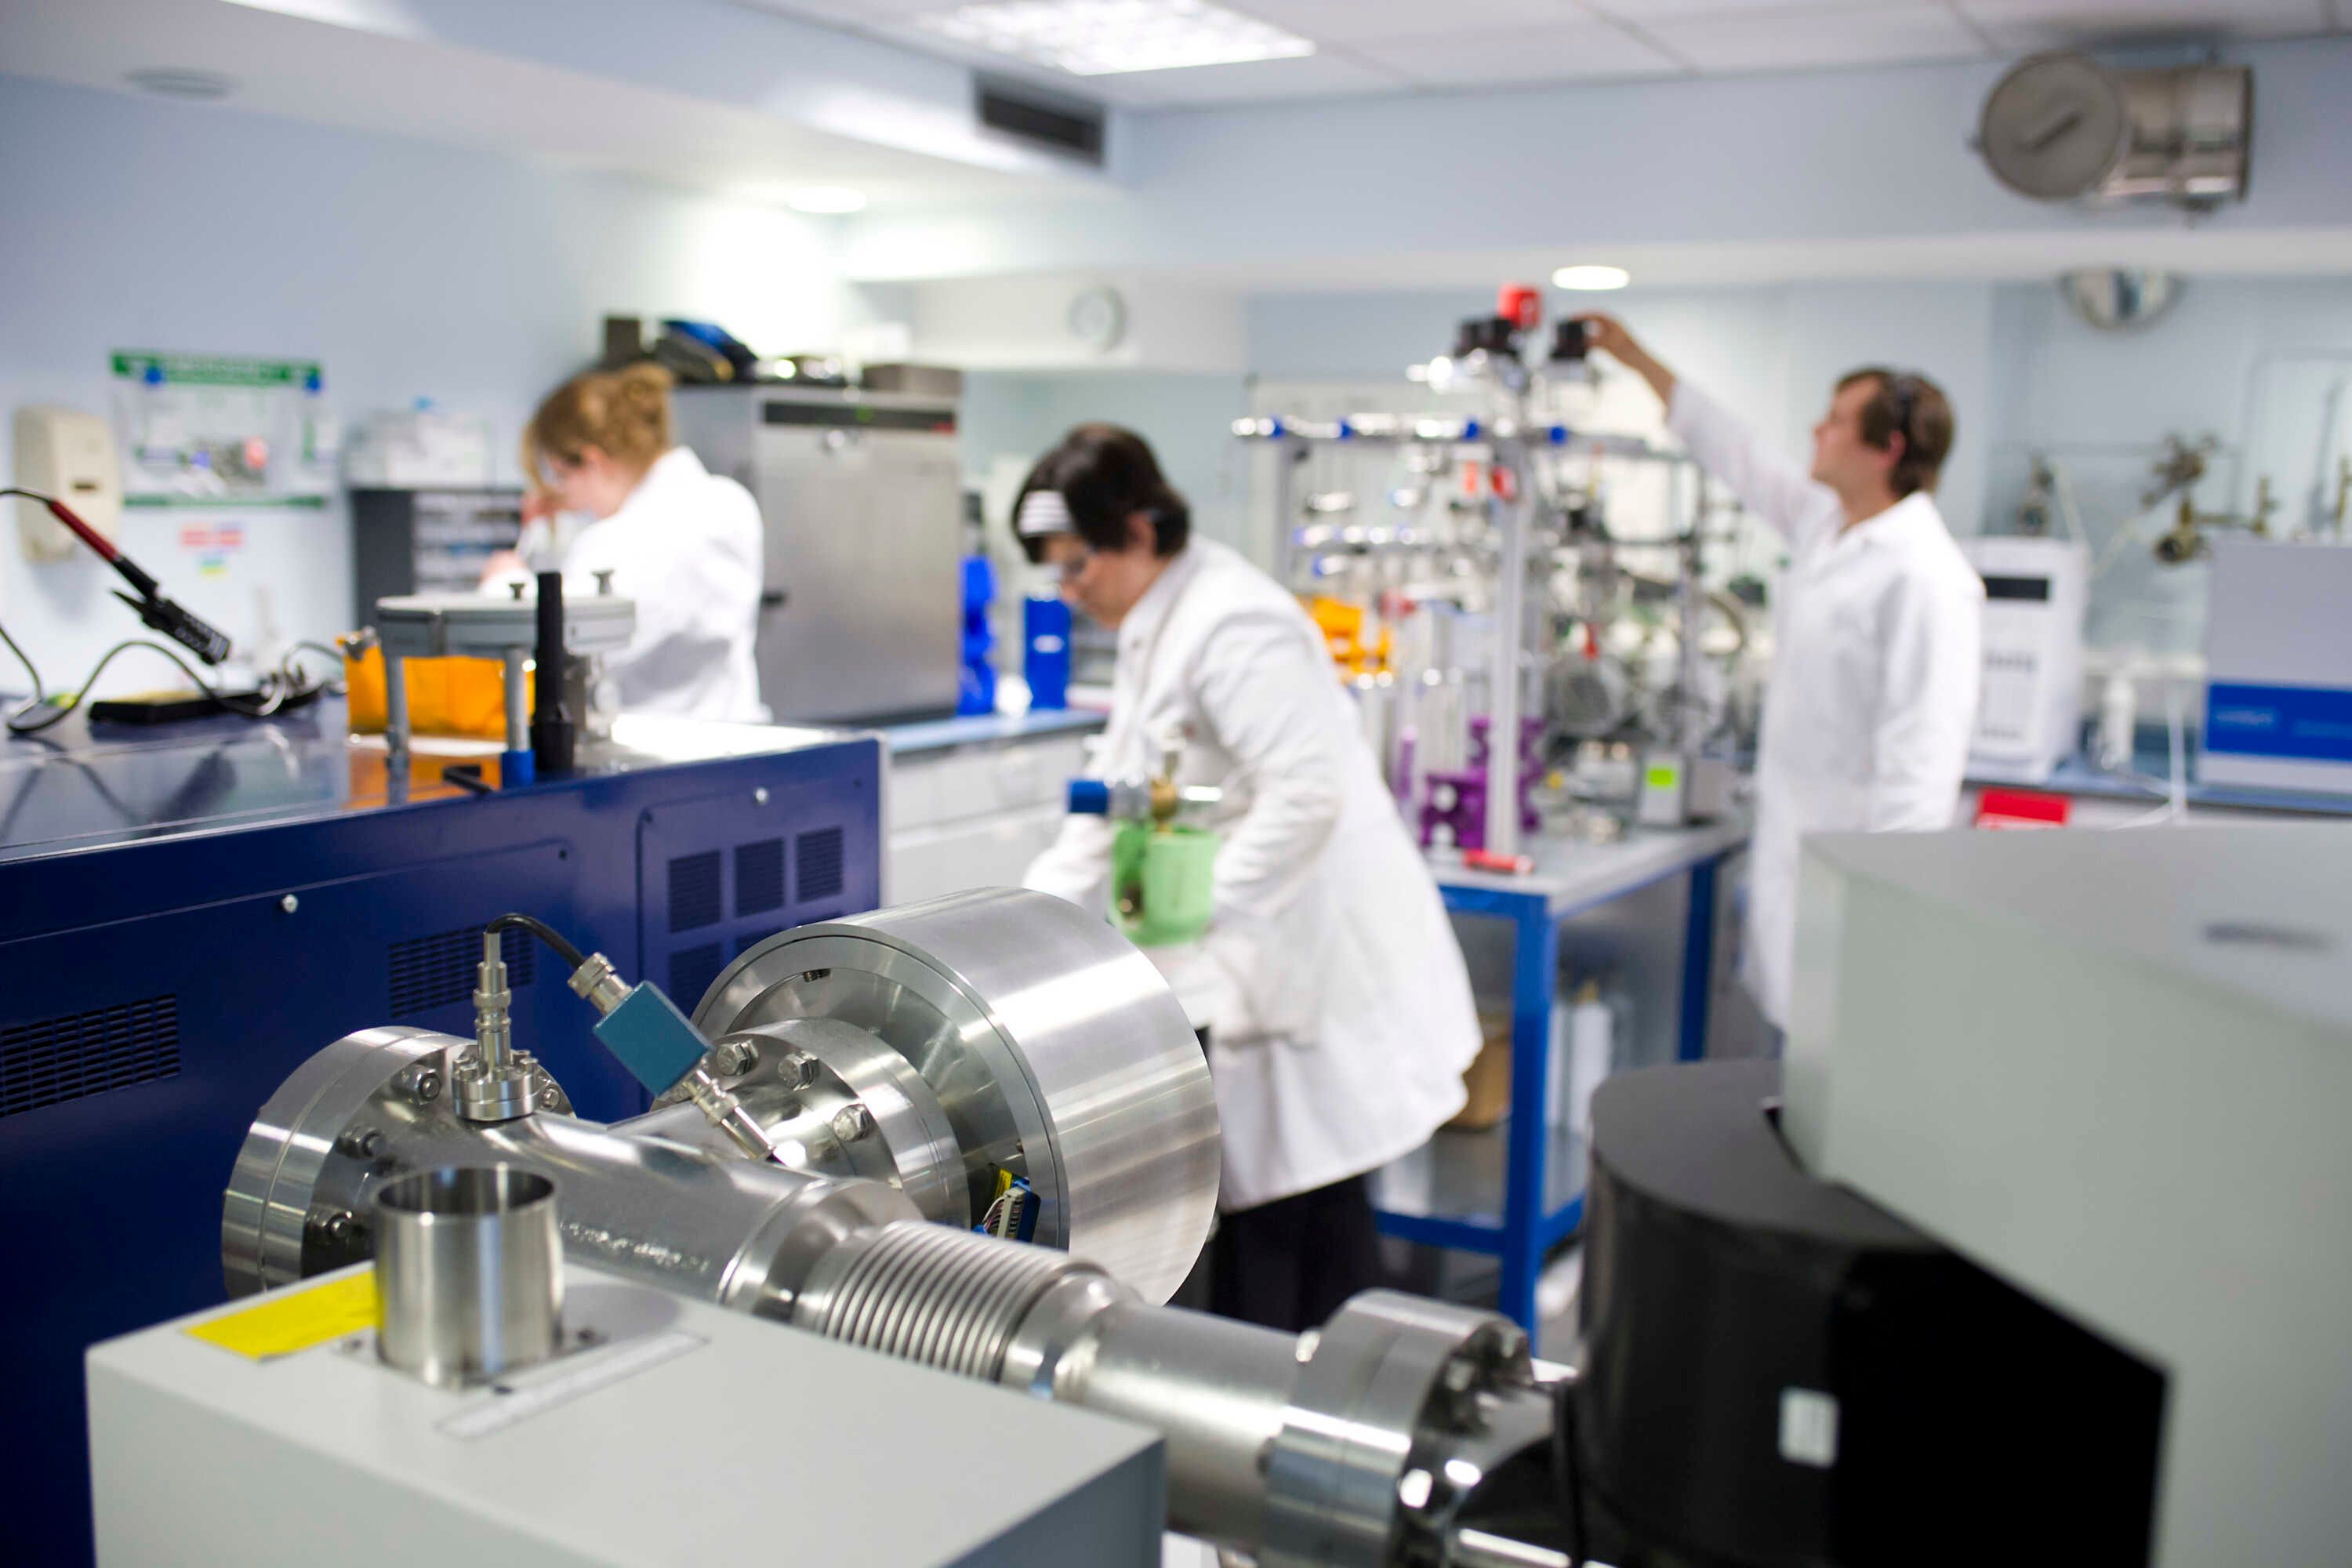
[
  {"x1": 797, "y1": 827, "x2": 845, "y2": 903},
  {"x1": 735, "y1": 839, "x2": 784, "y2": 917},
  {"x1": 389, "y1": 927, "x2": 536, "y2": 1018},
  {"x1": 669, "y1": 850, "x2": 724, "y2": 934},
  {"x1": 0, "y1": 995, "x2": 180, "y2": 1118},
  {"x1": 670, "y1": 943, "x2": 728, "y2": 1011}
]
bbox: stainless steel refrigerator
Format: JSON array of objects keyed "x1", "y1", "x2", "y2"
[{"x1": 673, "y1": 384, "x2": 963, "y2": 725}]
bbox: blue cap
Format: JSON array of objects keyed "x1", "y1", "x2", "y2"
[{"x1": 1068, "y1": 779, "x2": 1111, "y2": 815}]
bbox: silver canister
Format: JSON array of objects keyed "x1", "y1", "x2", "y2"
[{"x1": 373, "y1": 1164, "x2": 562, "y2": 1388}]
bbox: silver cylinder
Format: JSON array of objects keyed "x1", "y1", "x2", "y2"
[
  {"x1": 697, "y1": 888, "x2": 1221, "y2": 1304},
  {"x1": 792, "y1": 1219, "x2": 1092, "y2": 1381},
  {"x1": 1050, "y1": 1301, "x2": 1303, "y2": 1545},
  {"x1": 372, "y1": 1164, "x2": 561, "y2": 1388}
]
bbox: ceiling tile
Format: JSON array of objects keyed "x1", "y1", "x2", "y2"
[
  {"x1": 1957, "y1": 0, "x2": 2330, "y2": 52},
  {"x1": 1353, "y1": 21, "x2": 1686, "y2": 84},
  {"x1": 1235, "y1": 0, "x2": 1591, "y2": 43},
  {"x1": 1641, "y1": 4, "x2": 1991, "y2": 72},
  {"x1": 1102, "y1": 50, "x2": 1416, "y2": 107},
  {"x1": 1587, "y1": 0, "x2": 1940, "y2": 18},
  {"x1": 736, "y1": 0, "x2": 948, "y2": 21}
]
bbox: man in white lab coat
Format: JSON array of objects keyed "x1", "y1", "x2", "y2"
[
  {"x1": 1016, "y1": 426, "x2": 1481, "y2": 1331},
  {"x1": 1579, "y1": 315, "x2": 1984, "y2": 1043}
]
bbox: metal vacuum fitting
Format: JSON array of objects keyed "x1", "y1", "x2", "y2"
[{"x1": 453, "y1": 932, "x2": 564, "y2": 1123}]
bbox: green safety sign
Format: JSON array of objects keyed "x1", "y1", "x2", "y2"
[{"x1": 111, "y1": 351, "x2": 321, "y2": 387}]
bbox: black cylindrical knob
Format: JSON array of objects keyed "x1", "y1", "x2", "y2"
[{"x1": 529, "y1": 571, "x2": 575, "y2": 775}]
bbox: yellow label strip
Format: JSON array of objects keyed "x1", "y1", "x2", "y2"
[{"x1": 182, "y1": 1273, "x2": 379, "y2": 1362}]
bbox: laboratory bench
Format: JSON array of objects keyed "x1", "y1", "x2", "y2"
[
  {"x1": 1969, "y1": 746, "x2": 2352, "y2": 819},
  {"x1": 880, "y1": 705, "x2": 1107, "y2": 903},
  {"x1": 1375, "y1": 816, "x2": 1751, "y2": 1331}
]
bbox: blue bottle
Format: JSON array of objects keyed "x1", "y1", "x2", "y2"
[
  {"x1": 1025, "y1": 594, "x2": 1071, "y2": 711},
  {"x1": 958, "y1": 555, "x2": 997, "y2": 717}
]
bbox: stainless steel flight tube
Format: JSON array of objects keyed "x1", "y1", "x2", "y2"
[
  {"x1": 218, "y1": 887, "x2": 1565, "y2": 1565},
  {"x1": 222, "y1": 1028, "x2": 920, "y2": 1316}
]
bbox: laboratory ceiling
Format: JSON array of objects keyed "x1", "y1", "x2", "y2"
[
  {"x1": 0, "y1": 0, "x2": 1094, "y2": 207},
  {"x1": 746, "y1": 0, "x2": 2347, "y2": 109}
]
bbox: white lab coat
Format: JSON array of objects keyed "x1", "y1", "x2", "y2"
[
  {"x1": 499, "y1": 447, "x2": 765, "y2": 722},
  {"x1": 1668, "y1": 383, "x2": 1983, "y2": 1029},
  {"x1": 1024, "y1": 538, "x2": 1480, "y2": 1211}
]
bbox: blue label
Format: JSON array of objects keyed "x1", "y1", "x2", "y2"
[{"x1": 2205, "y1": 682, "x2": 2352, "y2": 763}]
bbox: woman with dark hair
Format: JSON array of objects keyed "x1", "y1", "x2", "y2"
[{"x1": 1017, "y1": 423, "x2": 1479, "y2": 1333}]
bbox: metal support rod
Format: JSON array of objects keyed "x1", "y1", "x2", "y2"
[
  {"x1": 1486, "y1": 434, "x2": 1530, "y2": 860},
  {"x1": 502, "y1": 645, "x2": 528, "y2": 755},
  {"x1": 1271, "y1": 433, "x2": 1301, "y2": 588},
  {"x1": 1676, "y1": 463, "x2": 1702, "y2": 760},
  {"x1": 383, "y1": 648, "x2": 410, "y2": 768}
]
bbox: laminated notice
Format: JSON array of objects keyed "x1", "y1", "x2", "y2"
[{"x1": 182, "y1": 1274, "x2": 379, "y2": 1361}]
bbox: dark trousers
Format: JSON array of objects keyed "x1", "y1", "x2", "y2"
[{"x1": 1202, "y1": 1174, "x2": 1386, "y2": 1333}]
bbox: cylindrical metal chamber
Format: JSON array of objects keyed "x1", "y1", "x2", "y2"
[
  {"x1": 223, "y1": 1027, "x2": 1565, "y2": 1566},
  {"x1": 215, "y1": 889, "x2": 1565, "y2": 1566},
  {"x1": 695, "y1": 887, "x2": 1221, "y2": 1303},
  {"x1": 221, "y1": 1028, "x2": 919, "y2": 1312},
  {"x1": 1047, "y1": 1300, "x2": 1308, "y2": 1546},
  {"x1": 372, "y1": 1164, "x2": 563, "y2": 1388}
]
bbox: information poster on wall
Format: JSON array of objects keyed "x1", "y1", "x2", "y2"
[{"x1": 109, "y1": 350, "x2": 339, "y2": 508}]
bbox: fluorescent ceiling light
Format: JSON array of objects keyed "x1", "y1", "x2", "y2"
[
  {"x1": 1553, "y1": 264, "x2": 1632, "y2": 292},
  {"x1": 786, "y1": 187, "x2": 869, "y2": 214},
  {"x1": 917, "y1": 0, "x2": 1314, "y2": 76}
]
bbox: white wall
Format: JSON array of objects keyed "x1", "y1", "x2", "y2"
[
  {"x1": 960, "y1": 371, "x2": 1254, "y2": 552},
  {"x1": 1984, "y1": 274, "x2": 2352, "y2": 659},
  {"x1": 845, "y1": 37, "x2": 2352, "y2": 285},
  {"x1": 905, "y1": 275, "x2": 1247, "y2": 374},
  {"x1": 0, "y1": 71, "x2": 863, "y2": 691}
]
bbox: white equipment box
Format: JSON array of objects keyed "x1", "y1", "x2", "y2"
[
  {"x1": 2201, "y1": 539, "x2": 2352, "y2": 794},
  {"x1": 1785, "y1": 823, "x2": 2352, "y2": 1568},
  {"x1": 89, "y1": 1265, "x2": 1163, "y2": 1568},
  {"x1": 1958, "y1": 534, "x2": 2088, "y2": 782}
]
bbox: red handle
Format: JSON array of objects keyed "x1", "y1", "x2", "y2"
[
  {"x1": 45, "y1": 497, "x2": 121, "y2": 563},
  {"x1": 1463, "y1": 848, "x2": 1534, "y2": 874}
]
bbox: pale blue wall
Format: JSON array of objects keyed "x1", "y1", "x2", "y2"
[
  {"x1": 0, "y1": 72, "x2": 859, "y2": 689},
  {"x1": 1984, "y1": 274, "x2": 2352, "y2": 655},
  {"x1": 960, "y1": 371, "x2": 1254, "y2": 553}
]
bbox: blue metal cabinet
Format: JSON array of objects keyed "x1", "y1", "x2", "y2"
[{"x1": 0, "y1": 704, "x2": 880, "y2": 1566}]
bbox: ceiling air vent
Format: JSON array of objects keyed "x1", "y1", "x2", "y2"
[{"x1": 977, "y1": 78, "x2": 1105, "y2": 165}]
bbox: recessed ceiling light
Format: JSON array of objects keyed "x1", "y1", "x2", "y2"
[
  {"x1": 125, "y1": 68, "x2": 237, "y2": 101},
  {"x1": 785, "y1": 187, "x2": 869, "y2": 215},
  {"x1": 1552, "y1": 265, "x2": 1631, "y2": 292},
  {"x1": 917, "y1": 0, "x2": 1314, "y2": 76}
]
